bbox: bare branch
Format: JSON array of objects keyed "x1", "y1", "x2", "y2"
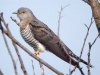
[
  {"x1": 39, "y1": 62, "x2": 45, "y2": 75},
  {"x1": 88, "y1": 35, "x2": 99, "y2": 75},
  {"x1": 88, "y1": 43, "x2": 91, "y2": 75},
  {"x1": 57, "y1": 5, "x2": 70, "y2": 37},
  {"x1": 1, "y1": 33, "x2": 18, "y2": 75},
  {"x1": 1, "y1": 13, "x2": 28, "y2": 75},
  {"x1": 91, "y1": 34, "x2": 99, "y2": 46},
  {"x1": 0, "y1": 13, "x2": 18, "y2": 75},
  {"x1": 12, "y1": 43, "x2": 28, "y2": 75},
  {"x1": 31, "y1": 60, "x2": 36, "y2": 75},
  {"x1": 70, "y1": 17, "x2": 94, "y2": 74},
  {"x1": 80, "y1": 17, "x2": 94, "y2": 58},
  {"x1": 10, "y1": 17, "x2": 19, "y2": 26}
]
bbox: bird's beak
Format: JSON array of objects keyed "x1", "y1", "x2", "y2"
[{"x1": 12, "y1": 12, "x2": 17, "y2": 14}]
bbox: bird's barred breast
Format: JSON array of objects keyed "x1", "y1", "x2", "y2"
[{"x1": 20, "y1": 25, "x2": 45, "y2": 52}]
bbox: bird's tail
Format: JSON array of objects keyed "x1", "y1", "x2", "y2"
[
  {"x1": 70, "y1": 53, "x2": 93, "y2": 67},
  {"x1": 63, "y1": 43, "x2": 93, "y2": 67}
]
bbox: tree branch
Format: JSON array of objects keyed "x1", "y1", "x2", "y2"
[
  {"x1": 0, "y1": 13, "x2": 18, "y2": 75},
  {"x1": 57, "y1": 5, "x2": 69, "y2": 37},
  {"x1": 12, "y1": 43, "x2": 28, "y2": 75},
  {"x1": 70, "y1": 17, "x2": 94, "y2": 74},
  {"x1": 0, "y1": 13, "x2": 28, "y2": 75},
  {"x1": 88, "y1": 34, "x2": 99, "y2": 75},
  {"x1": 31, "y1": 60, "x2": 36, "y2": 75},
  {"x1": 39, "y1": 62, "x2": 45, "y2": 75}
]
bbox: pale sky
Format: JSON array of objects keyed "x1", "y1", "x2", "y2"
[{"x1": 0, "y1": 0, "x2": 100, "y2": 75}]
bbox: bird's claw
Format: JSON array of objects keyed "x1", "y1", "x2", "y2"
[{"x1": 34, "y1": 50, "x2": 41, "y2": 56}]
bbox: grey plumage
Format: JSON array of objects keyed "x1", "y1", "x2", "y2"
[
  {"x1": 14, "y1": 7, "x2": 92, "y2": 70},
  {"x1": 29, "y1": 18, "x2": 89, "y2": 67}
]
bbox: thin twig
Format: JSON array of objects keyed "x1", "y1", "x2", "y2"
[
  {"x1": 80, "y1": 17, "x2": 94, "y2": 60},
  {"x1": 57, "y1": 5, "x2": 69, "y2": 37},
  {"x1": 91, "y1": 34, "x2": 99, "y2": 46},
  {"x1": 31, "y1": 60, "x2": 35, "y2": 75},
  {"x1": 88, "y1": 34, "x2": 99, "y2": 75},
  {"x1": 88, "y1": 43, "x2": 91, "y2": 75},
  {"x1": 70, "y1": 17, "x2": 94, "y2": 74},
  {"x1": 0, "y1": 25, "x2": 18, "y2": 75},
  {"x1": 12, "y1": 43, "x2": 28, "y2": 75},
  {"x1": 10, "y1": 17, "x2": 19, "y2": 26},
  {"x1": 39, "y1": 62, "x2": 45, "y2": 75},
  {"x1": 0, "y1": 13, "x2": 18, "y2": 75},
  {"x1": 1, "y1": 13, "x2": 28, "y2": 75},
  {"x1": 80, "y1": 17, "x2": 94, "y2": 58},
  {"x1": 0, "y1": 13, "x2": 28, "y2": 75}
]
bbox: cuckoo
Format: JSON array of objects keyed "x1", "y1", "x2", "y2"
[{"x1": 13, "y1": 7, "x2": 92, "y2": 71}]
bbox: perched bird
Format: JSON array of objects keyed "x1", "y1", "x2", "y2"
[{"x1": 13, "y1": 7, "x2": 92, "y2": 73}]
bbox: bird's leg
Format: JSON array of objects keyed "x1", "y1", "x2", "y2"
[{"x1": 34, "y1": 50, "x2": 41, "y2": 56}]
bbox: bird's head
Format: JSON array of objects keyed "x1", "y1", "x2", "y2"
[{"x1": 13, "y1": 7, "x2": 35, "y2": 21}]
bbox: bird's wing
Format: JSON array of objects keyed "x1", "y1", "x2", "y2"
[{"x1": 29, "y1": 19, "x2": 89, "y2": 67}]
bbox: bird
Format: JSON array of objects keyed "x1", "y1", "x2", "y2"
[{"x1": 13, "y1": 7, "x2": 92, "y2": 74}]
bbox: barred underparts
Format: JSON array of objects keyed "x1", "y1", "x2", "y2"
[{"x1": 20, "y1": 25, "x2": 45, "y2": 52}]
